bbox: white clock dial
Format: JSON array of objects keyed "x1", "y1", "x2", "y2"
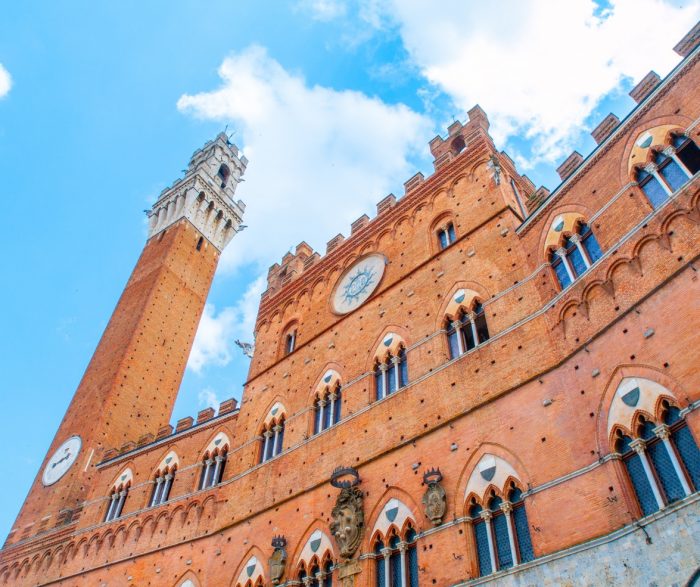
[
  {"x1": 332, "y1": 254, "x2": 386, "y2": 314},
  {"x1": 42, "y1": 436, "x2": 82, "y2": 486}
]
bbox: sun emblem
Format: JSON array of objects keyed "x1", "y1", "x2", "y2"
[
  {"x1": 342, "y1": 267, "x2": 376, "y2": 305},
  {"x1": 332, "y1": 254, "x2": 386, "y2": 314}
]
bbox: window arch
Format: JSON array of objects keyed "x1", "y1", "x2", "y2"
[
  {"x1": 314, "y1": 382, "x2": 342, "y2": 434},
  {"x1": 445, "y1": 302, "x2": 490, "y2": 359},
  {"x1": 615, "y1": 402, "x2": 699, "y2": 516},
  {"x1": 298, "y1": 555, "x2": 334, "y2": 586},
  {"x1": 631, "y1": 129, "x2": 699, "y2": 208},
  {"x1": 608, "y1": 377, "x2": 700, "y2": 516},
  {"x1": 150, "y1": 464, "x2": 177, "y2": 507},
  {"x1": 468, "y1": 483, "x2": 534, "y2": 577},
  {"x1": 282, "y1": 322, "x2": 298, "y2": 356},
  {"x1": 464, "y1": 454, "x2": 534, "y2": 577},
  {"x1": 374, "y1": 346, "x2": 408, "y2": 400},
  {"x1": 373, "y1": 523, "x2": 419, "y2": 587},
  {"x1": 198, "y1": 445, "x2": 227, "y2": 490},
  {"x1": 259, "y1": 404, "x2": 286, "y2": 463},
  {"x1": 436, "y1": 222, "x2": 457, "y2": 250},
  {"x1": 104, "y1": 468, "x2": 133, "y2": 522},
  {"x1": 545, "y1": 214, "x2": 603, "y2": 290}
]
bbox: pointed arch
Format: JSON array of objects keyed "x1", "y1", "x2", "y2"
[
  {"x1": 365, "y1": 486, "x2": 422, "y2": 550},
  {"x1": 174, "y1": 570, "x2": 202, "y2": 587},
  {"x1": 292, "y1": 521, "x2": 336, "y2": 572},
  {"x1": 455, "y1": 443, "x2": 530, "y2": 515},
  {"x1": 152, "y1": 448, "x2": 180, "y2": 476},
  {"x1": 232, "y1": 546, "x2": 267, "y2": 587},
  {"x1": 436, "y1": 282, "x2": 490, "y2": 328},
  {"x1": 595, "y1": 364, "x2": 689, "y2": 453}
]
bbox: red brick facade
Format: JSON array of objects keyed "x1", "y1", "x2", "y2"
[{"x1": 2, "y1": 32, "x2": 700, "y2": 587}]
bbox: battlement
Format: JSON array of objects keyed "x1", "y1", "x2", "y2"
[
  {"x1": 263, "y1": 105, "x2": 509, "y2": 295},
  {"x1": 101, "y1": 397, "x2": 239, "y2": 464},
  {"x1": 429, "y1": 105, "x2": 493, "y2": 170}
]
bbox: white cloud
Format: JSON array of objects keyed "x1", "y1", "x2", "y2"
[
  {"x1": 198, "y1": 387, "x2": 221, "y2": 412},
  {"x1": 177, "y1": 45, "x2": 432, "y2": 273},
  {"x1": 296, "y1": 0, "x2": 347, "y2": 20},
  {"x1": 365, "y1": 0, "x2": 700, "y2": 166},
  {"x1": 187, "y1": 275, "x2": 266, "y2": 373},
  {"x1": 0, "y1": 63, "x2": 12, "y2": 98}
]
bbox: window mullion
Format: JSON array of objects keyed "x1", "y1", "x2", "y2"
[
  {"x1": 630, "y1": 438, "x2": 665, "y2": 509},
  {"x1": 480, "y1": 511, "x2": 498, "y2": 573},
  {"x1": 654, "y1": 424, "x2": 692, "y2": 496}
]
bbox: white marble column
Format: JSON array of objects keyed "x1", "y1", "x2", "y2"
[
  {"x1": 480, "y1": 510, "x2": 498, "y2": 573},
  {"x1": 654, "y1": 424, "x2": 692, "y2": 496},
  {"x1": 555, "y1": 247, "x2": 576, "y2": 283},
  {"x1": 500, "y1": 501, "x2": 518, "y2": 566},
  {"x1": 630, "y1": 438, "x2": 665, "y2": 509}
]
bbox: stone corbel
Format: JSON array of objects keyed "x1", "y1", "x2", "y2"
[
  {"x1": 628, "y1": 256, "x2": 643, "y2": 276},
  {"x1": 601, "y1": 279, "x2": 615, "y2": 298}
]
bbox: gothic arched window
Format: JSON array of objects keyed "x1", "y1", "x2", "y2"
[
  {"x1": 298, "y1": 555, "x2": 334, "y2": 587},
  {"x1": 635, "y1": 134, "x2": 699, "y2": 208},
  {"x1": 375, "y1": 346, "x2": 408, "y2": 400},
  {"x1": 314, "y1": 382, "x2": 342, "y2": 434},
  {"x1": 260, "y1": 417, "x2": 285, "y2": 463},
  {"x1": 104, "y1": 482, "x2": 130, "y2": 522},
  {"x1": 550, "y1": 222, "x2": 603, "y2": 290},
  {"x1": 469, "y1": 484, "x2": 534, "y2": 577},
  {"x1": 446, "y1": 303, "x2": 490, "y2": 359},
  {"x1": 373, "y1": 524, "x2": 419, "y2": 587},
  {"x1": 199, "y1": 447, "x2": 227, "y2": 490},
  {"x1": 615, "y1": 403, "x2": 699, "y2": 516},
  {"x1": 150, "y1": 464, "x2": 176, "y2": 507},
  {"x1": 437, "y1": 223, "x2": 457, "y2": 250}
]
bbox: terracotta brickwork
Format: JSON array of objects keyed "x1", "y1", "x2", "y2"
[{"x1": 1, "y1": 35, "x2": 700, "y2": 587}]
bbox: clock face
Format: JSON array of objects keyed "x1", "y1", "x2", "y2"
[
  {"x1": 332, "y1": 254, "x2": 386, "y2": 314},
  {"x1": 42, "y1": 436, "x2": 82, "y2": 486}
]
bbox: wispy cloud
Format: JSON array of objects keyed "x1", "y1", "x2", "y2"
[
  {"x1": 0, "y1": 63, "x2": 12, "y2": 98},
  {"x1": 198, "y1": 387, "x2": 221, "y2": 412},
  {"x1": 187, "y1": 275, "x2": 266, "y2": 373},
  {"x1": 368, "y1": 0, "x2": 699, "y2": 166},
  {"x1": 296, "y1": 0, "x2": 347, "y2": 21},
  {"x1": 177, "y1": 45, "x2": 432, "y2": 274}
]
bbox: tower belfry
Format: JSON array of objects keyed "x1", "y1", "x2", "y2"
[{"x1": 6, "y1": 133, "x2": 247, "y2": 543}]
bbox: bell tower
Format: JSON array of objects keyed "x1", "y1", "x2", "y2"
[{"x1": 5, "y1": 133, "x2": 247, "y2": 545}]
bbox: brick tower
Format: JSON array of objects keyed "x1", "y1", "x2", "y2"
[{"x1": 6, "y1": 133, "x2": 247, "y2": 544}]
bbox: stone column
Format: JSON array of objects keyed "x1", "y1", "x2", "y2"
[
  {"x1": 467, "y1": 312, "x2": 479, "y2": 346},
  {"x1": 273, "y1": 424, "x2": 283, "y2": 456},
  {"x1": 162, "y1": 473, "x2": 174, "y2": 502},
  {"x1": 630, "y1": 438, "x2": 665, "y2": 509},
  {"x1": 391, "y1": 355, "x2": 401, "y2": 390},
  {"x1": 569, "y1": 233, "x2": 591, "y2": 268},
  {"x1": 212, "y1": 455, "x2": 224, "y2": 485},
  {"x1": 645, "y1": 163, "x2": 673, "y2": 196},
  {"x1": 115, "y1": 489, "x2": 127, "y2": 519},
  {"x1": 398, "y1": 541, "x2": 408, "y2": 587},
  {"x1": 329, "y1": 392, "x2": 337, "y2": 425},
  {"x1": 150, "y1": 477, "x2": 163, "y2": 507},
  {"x1": 654, "y1": 424, "x2": 692, "y2": 496},
  {"x1": 379, "y1": 363, "x2": 388, "y2": 399},
  {"x1": 451, "y1": 320, "x2": 465, "y2": 355},
  {"x1": 381, "y1": 547, "x2": 392, "y2": 584},
  {"x1": 663, "y1": 146, "x2": 693, "y2": 179},
  {"x1": 555, "y1": 247, "x2": 576, "y2": 283},
  {"x1": 480, "y1": 510, "x2": 498, "y2": 574},
  {"x1": 500, "y1": 501, "x2": 519, "y2": 566},
  {"x1": 319, "y1": 399, "x2": 327, "y2": 431},
  {"x1": 262, "y1": 430, "x2": 273, "y2": 462}
]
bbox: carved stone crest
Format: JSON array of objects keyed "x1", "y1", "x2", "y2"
[
  {"x1": 422, "y1": 468, "x2": 446, "y2": 526},
  {"x1": 269, "y1": 535, "x2": 287, "y2": 585},
  {"x1": 329, "y1": 467, "x2": 364, "y2": 559}
]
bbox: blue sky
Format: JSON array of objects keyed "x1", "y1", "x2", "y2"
[{"x1": 0, "y1": 0, "x2": 697, "y2": 541}]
